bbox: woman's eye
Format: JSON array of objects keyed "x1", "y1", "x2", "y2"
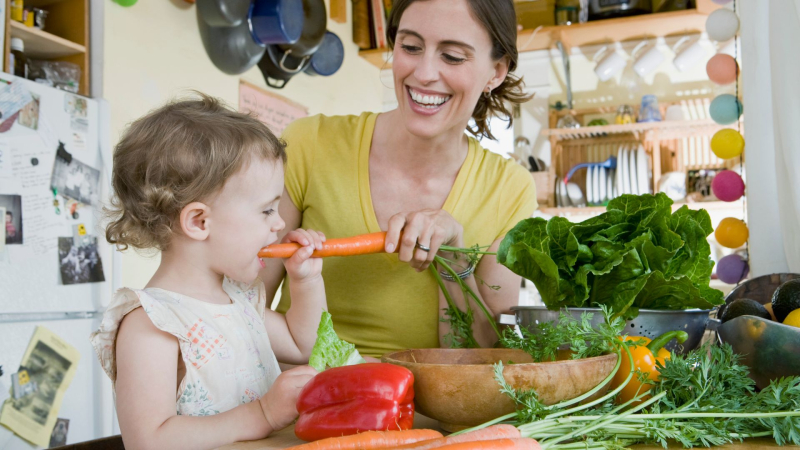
[
  {"x1": 400, "y1": 44, "x2": 422, "y2": 54},
  {"x1": 442, "y1": 53, "x2": 466, "y2": 64},
  {"x1": 263, "y1": 209, "x2": 275, "y2": 217}
]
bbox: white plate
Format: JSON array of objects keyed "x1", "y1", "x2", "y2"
[
  {"x1": 598, "y1": 166, "x2": 607, "y2": 203},
  {"x1": 607, "y1": 168, "x2": 615, "y2": 200},
  {"x1": 615, "y1": 147, "x2": 624, "y2": 196},
  {"x1": 586, "y1": 166, "x2": 594, "y2": 205},
  {"x1": 628, "y1": 147, "x2": 638, "y2": 195},
  {"x1": 593, "y1": 166, "x2": 601, "y2": 204},
  {"x1": 620, "y1": 146, "x2": 631, "y2": 195},
  {"x1": 637, "y1": 145, "x2": 649, "y2": 194},
  {"x1": 557, "y1": 179, "x2": 569, "y2": 207}
]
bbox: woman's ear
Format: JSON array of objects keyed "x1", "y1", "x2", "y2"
[
  {"x1": 488, "y1": 55, "x2": 511, "y2": 92},
  {"x1": 179, "y1": 202, "x2": 211, "y2": 241}
]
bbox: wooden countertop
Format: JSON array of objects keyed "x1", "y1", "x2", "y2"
[{"x1": 215, "y1": 415, "x2": 790, "y2": 450}]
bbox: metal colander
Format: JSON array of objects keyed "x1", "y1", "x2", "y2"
[{"x1": 504, "y1": 306, "x2": 713, "y2": 354}]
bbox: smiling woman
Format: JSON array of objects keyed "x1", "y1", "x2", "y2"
[{"x1": 259, "y1": 0, "x2": 538, "y2": 357}]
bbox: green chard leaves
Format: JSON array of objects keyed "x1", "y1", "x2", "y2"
[
  {"x1": 498, "y1": 194, "x2": 724, "y2": 317},
  {"x1": 308, "y1": 311, "x2": 365, "y2": 372}
]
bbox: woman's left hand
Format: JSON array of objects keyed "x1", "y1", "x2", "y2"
[{"x1": 384, "y1": 209, "x2": 464, "y2": 272}]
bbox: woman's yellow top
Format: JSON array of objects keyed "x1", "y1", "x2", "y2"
[{"x1": 277, "y1": 112, "x2": 537, "y2": 357}]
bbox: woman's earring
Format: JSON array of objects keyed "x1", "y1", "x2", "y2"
[{"x1": 484, "y1": 88, "x2": 492, "y2": 99}]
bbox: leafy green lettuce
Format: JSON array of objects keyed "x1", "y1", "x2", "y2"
[
  {"x1": 308, "y1": 311, "x2": 365, "y2": 372},
  {"x1": 498, "y1": 194, "x2": 724, "y2": 318}
]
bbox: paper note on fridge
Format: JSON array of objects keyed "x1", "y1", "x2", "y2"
[{"x1": 0, "y1": 78, "x2": 33, "y2": 122}]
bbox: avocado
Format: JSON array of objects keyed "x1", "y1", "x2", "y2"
[
  {"x1": 721, "y1": 298, "x2": 771, "y2": 323},
  {"x1": 772, "y1": 279, "x2": 800, "y2": 322}
]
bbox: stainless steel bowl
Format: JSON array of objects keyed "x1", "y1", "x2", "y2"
[
  {"x1": 507, "y1": 306, "x2": 712, "y2": 354},
  {"x1": 715, "y1": 315, "x2": 800, "y2": 389}
]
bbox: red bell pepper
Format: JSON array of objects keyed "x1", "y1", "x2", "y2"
[{"x1": 294, "y1": 363, "x2": 415, "y2": 441}]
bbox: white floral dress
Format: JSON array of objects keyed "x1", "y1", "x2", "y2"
[{"x1": 90, "y1": 279, "x2": 280, "y2": 416}]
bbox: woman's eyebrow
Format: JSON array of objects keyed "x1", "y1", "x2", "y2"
[{"x1": 397, "y1": 29, "x2": 475, "y2": 52}]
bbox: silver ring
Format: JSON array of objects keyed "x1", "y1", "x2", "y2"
[{"x1": 415, "y1": 240, "x2": 430, "y2": 252}]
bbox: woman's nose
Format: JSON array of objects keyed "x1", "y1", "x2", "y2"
[{"x1": 414, "y1": 52, "x2": 439, "y2": 85}]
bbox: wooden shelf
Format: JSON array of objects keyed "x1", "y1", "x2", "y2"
[
  {"x1": 544, "y1": 119, "x2": 728, "y2": 141},
  {"x1": 358, "y1": 0, "x2": 721, "y2": 69},
  {"x1": 9, "y1": 20, "x2": 85, "y2": 59},
  {"x1": 358, "y1": 47, "x2": 392, "y2": 69},
  {"x1": 518, "y1": 9, "x2": 712, "y2": 53}
]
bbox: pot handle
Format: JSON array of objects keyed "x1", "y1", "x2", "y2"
[
  {"x1": 265, "y1": 77, "x2": 289, "y2": 89},
  {"x1": 280, "y1": 49, "x2": 311, "y2": 74}
]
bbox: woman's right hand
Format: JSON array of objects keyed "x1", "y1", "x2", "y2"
[{"x1": 258, "y1": 365, "x2": 318, "y2": 433}]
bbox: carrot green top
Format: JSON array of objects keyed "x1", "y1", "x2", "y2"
[{"x1": 277, "y1": 112, "x2": 537, "y2": 357}]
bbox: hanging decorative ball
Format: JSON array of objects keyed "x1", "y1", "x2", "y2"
[
  {"x1": 711, "y1": 129, "x2": 745, "y2": 159},
  {"x1": 712, "y1": 170, "x2": 745, "y2": 202},
  {"x1": 710, "y1": 94, "x2": 743, "y2": 125},
  {"x1": 716, "y1": 217, "x2": 749, "y2": 249},
  {"x1": 712, "y1": 0, "x2": 732, "y2": 3},
  {"x1": 113, "y1": 0, "x2": 138, "y2": 6},
  {"x1": 717, "y1": 254, "x2": 749, "y2": 284},
  {"x1": 706, "y1": 9, "x2": 740, "y2": 42},
  {"x1": 707, "y1": 53, "x2": 739, "y2": 85}
]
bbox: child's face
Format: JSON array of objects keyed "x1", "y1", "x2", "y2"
[{"x1": 207, "y1": 157, "x2": 286, "y2": 283}]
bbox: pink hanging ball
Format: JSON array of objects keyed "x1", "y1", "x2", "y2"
[
  {"x1": 707, "y1": 54, "x2": 738, "y2": 85},
  {"x1": 712, "y1": 170, "x2": 745, "y2": 202},
  {"x1": 717, "y1": 254, "x2": 749, "y2": 284}
]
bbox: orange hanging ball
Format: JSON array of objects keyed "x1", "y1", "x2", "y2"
[
  {"x1": 715, "y1": 217, "x2": 749, "y2": 249},
  {"x1": 707, "y1": 54, "x2": 739, "y2": 85}
]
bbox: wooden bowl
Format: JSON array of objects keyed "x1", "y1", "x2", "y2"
[{"x1": 382, "y1": 348, "x2": 617, "y2": 432}]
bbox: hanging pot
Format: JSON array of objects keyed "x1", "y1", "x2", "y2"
[
  {"x1": 197, "y1": 6, "x2": 265, "y2": 74},
  {"x1": 196, "y1": 0, "x2": 250, "y2": 27},
  {"x1": 258, "y1": 45, "x2": 312, "y2": 88},
  {"x1": 305, "y1": 31, "x2": 344, "y2": 76},
  {"x1": 249, "y1": 0, "x2": 305, "y2": 45},
  {"x1": 257, "y1": 44, "x2": 311, "y2": 89},
  {"x1": 278, "y1": 0, "x2": 327, "y2": 57}
]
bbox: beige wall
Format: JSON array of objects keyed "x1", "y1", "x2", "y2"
[{"x1": 104, "y1": 0, "x2": 386, "y2": 288}]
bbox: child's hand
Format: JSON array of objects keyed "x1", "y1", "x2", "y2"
[
  {"x1": 283, "y1": 229, "x2": 325, "y2": 282},
  {"x1": 259, "y1": 365, "x2": 317, "y2": 432}
]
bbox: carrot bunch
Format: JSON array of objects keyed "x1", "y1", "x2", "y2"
[
  {"x1": 259, "y1": 231, "x2": 500, "y2": 349},
  {"x1": 286, "y1": 425, "x2": 539, "y2": 450}
]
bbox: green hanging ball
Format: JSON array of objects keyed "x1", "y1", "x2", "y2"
[
  {"x1": 113, "y1": 0, "x2": 138, "y2": 6},
  {"x1": 709, "y1": 94, "x2": 742, "y2": 125}
]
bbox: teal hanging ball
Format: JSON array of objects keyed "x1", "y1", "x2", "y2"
[{"x1": 710, "y1": 94, "x2": 742, "y2": 125}]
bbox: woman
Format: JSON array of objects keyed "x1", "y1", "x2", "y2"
[{"x1": 261, "y1": 0, "x2": 537, "y2": 357}]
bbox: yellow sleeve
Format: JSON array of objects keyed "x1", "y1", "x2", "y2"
[
  {"x1": 280, "y1": 116, "x2": 319, "y2": 211},
  {"x1": 497, "y1": 163, "x2": 538, "y2": 241}
]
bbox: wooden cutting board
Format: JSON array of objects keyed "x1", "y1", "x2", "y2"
[{"x1": 214, "y1": 415, "x2": 789, "y2": 450}]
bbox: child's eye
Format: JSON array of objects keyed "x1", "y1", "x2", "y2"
[{"x1": 262, "y1": 209, "x2": 275, "y2": 216}]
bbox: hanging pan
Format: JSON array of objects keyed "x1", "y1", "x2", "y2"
[
  {"x1": 305, "y1": 31, "x2": 344, "y2": 76},
  {"x1": 249, "y1": 0, "x2": 305, "y2": 45},
  {"x1": 197, "y1": 6, "x2": 265, "y2": 74},
  {"x1": 257, "y1": 44, "x2": 311, "y2": 89},
  {"x1": 278, "y1": 0, "x2": 327, "y2": 57},
  {"x1": 196, "y1": 0, "x2": 250, "y2": 27}
]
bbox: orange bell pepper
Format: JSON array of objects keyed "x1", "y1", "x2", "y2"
[{"x1": 611, "y1": 331, "x2": 689, "y2": 405}]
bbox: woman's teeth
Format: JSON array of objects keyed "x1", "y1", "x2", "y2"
[{"x1": 409, "y1": 88, "x2": 450, "y2": 108}]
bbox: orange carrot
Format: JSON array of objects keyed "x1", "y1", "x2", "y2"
[
  {"x1": 286, "y1": 429, "x2": 444, "y2": 450},
  {"x1": 435, "y1": 438, "x2": 540, "y2": 450},
  {"x1": 392, "y1": 425, "x2": 521, "y2": 449},
  {"x1": 259, "y1": 232, "x2": 391, "y2": 259}
]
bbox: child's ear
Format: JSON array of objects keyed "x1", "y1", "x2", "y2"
[{"x1": 179, "y1": 202, "x2": 211, "y2": 241}]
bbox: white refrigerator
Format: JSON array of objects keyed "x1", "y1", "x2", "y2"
[{"x1": 0, "y1": 74, "x2": 116, "y2": 448}]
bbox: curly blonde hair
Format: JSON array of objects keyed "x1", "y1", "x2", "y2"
[{"x1": 106, "y1": 93, "x2": 286, "y2": 252}]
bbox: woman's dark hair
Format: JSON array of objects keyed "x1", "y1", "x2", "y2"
[{"x1": 386, "y1": 0, "x2": 531, "y2": 140}]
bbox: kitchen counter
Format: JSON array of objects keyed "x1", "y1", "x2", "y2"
[{"x1": 215, "y1": 415, "x2": 788, "y2": 450}]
